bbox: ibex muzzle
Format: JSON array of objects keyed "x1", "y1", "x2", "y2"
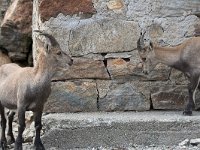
[{"x1": 137, "y1": 31, "x2": 157, "y2": 74}]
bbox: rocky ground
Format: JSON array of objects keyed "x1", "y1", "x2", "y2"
[
  {"x1": 7, "y1": 143, "x2": 200, "y2": 150},
  {"x1": 4, "y1": 111, "x2": 200, "y2": 150}
]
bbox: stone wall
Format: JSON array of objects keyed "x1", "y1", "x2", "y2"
[{"x1": 32, "y1": 0, "x2": 200, "y2": 112}]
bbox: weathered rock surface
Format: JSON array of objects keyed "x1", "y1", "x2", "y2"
[
  {"x1": 151, "y1": 82, "x2": 200, "y2": 110},
  {"x1": 151, "y1": 82, "x2": 186, "y2": 110},
  {"x1": 0, "y1": 0, "x2": 10, "y2": 22},
  {"x1": 39, "y1": 0, "x2": 96, "y2": 22},
  {"x1": 68, "y1": 19, "x2": 140, "y2": 56},
  {"x1": 98, "y1": 81, "x2": 150, "y2": 111},
  {"x1": 40, "y1": 112, "x2": 200, "y2": 149},
  {"x1": 53, "y1": 58, "x2": 110, "y2": 80},
  {"x1": 32, "y1": 0, "x2": 200, "y2": 112},
  {"x1": 45, "y1": 81, "x2": 98, "y2": 112},
  {"x1": 0, "y1": 0, "x2": 32, "y2": 62},
  {"x1": 107, "y1": 57, "x2": 171, "y2": 81}
]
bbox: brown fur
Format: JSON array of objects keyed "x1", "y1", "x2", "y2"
[
  {"x1": 0, "y1": 31, "x2": 73, "y2": 150},
  {"x1": 137, "y1": 32, "x2": 200, "y2": 116}
]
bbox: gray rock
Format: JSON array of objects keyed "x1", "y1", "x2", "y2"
[
  {"x1": 45, "y1": 80, "x2": 98, "y2": 112},
  {"x1": 0, "y1": 0, "x2": 32, "y2": 62},
  {"x1": 68, "y1": 18, "x2": 140, "y2": 56},
  {"x1": 98, "y1": 82, "x2": 150, "y2": 111},
  {"x1": 179, "y1": 139, "x2": 190, "y2": 146},
  {"x1": 53, "y1": 58, "x2": 110, "y2": 80},
  {"x1": 150, "y1": 82, "x2": 187, "y2": 110},
  {"x1": 190, "y1": 138, "x2": 200, "y2": 146},
  {"x1": 151, "y1": 82, "x2": 200, "y2": 110},
  {"x1": 127, "y1": 0, "x2": 200, "y2": 19}
]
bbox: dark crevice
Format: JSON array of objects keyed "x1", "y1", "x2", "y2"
[
  {"x1": 103, "y1": 59, "x2": 111, "y2": 79},
  {"x1": 101, "y1": 53, "x2": 107, "y2": 57},
  {"x1": 103, "y1": 59, "x2": 107, "y2": 67},
  {"x1": 96, "y1": 80, "x2": 100, "y2": 110},
  {"x1": 122, "y1": 58, "x2": 130, "y2": 62},
  {"x1": 194, "y1": 13, "x2": 200, "y2": 18},
  {"x1": 150, "y1": 93, "x2": 153, "y2": 110}
]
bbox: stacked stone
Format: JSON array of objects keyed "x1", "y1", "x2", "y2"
[{"x1": 31, "y1": 0, "x2": 200, "y2": 112}]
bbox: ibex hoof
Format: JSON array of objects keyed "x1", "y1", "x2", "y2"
[
  {"x1": 183, "y1": 110, "x2": 193, "y2": 116},
  {"x1": 34, "y1": 142, "x2": 45, "y2": 150}
]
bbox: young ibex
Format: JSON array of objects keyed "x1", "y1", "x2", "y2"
[
  {"x1": 0, "y1": 31, "x2": 73, "y2": 150},
  {"x1": 137, "y1": 31, "x2": 200, "y2": 116}
]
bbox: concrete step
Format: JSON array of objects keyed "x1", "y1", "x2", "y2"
[{"x1": 40, "y1": 111, "x2": 200, "y2": 150}]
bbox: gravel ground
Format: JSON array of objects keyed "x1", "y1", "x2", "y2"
[
  {"x1": 7, "y1": 111, "x2": 200, "y2": 149},
  {"x1": 7, "y1": 144, "x2": 200, "y2": 150}
]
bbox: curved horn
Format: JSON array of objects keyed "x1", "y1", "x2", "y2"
[
  {"x1": 137, "y1": 31, "x2": 146, "y2": 51},
  {"x1": 34, "y1": 30, "x2": 59, "y2": 47}
]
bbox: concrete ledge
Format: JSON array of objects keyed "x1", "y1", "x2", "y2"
[{"x1": 41, "y1": 111, "x2": 200, "y2": 149}]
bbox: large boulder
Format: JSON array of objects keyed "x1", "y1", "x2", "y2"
[
  {"x1": 0, "y1": 0, "x2": 32, "y2": 63},
  {"x1": 45, "y1": 80, "x2": 98, "y2": 112},
  {"x1": 97, "y1": 81, "x2": 150, "y2": 111}
]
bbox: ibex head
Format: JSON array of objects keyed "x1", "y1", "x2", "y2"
[
  {"x1": 137, "y1": 31, "x2": 158, "y2": 74},
  {"x1": 34, "y1": 30, "x2": 73, "y2": 70}
]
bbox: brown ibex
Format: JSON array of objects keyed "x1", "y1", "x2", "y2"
[
  {"x1": 137, "y1": 31, "x2": 200, "y2": 116},
  {"x1": 0, "y1": 31, "x2": 73, "y2": 150}
]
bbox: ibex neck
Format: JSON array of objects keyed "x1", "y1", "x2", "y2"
[
  {"x1": 154, "y1": 45, "x2": 181, "y2": 67},
  {"x1": 34, "y1": 52, "x2": 54, "y2": 81}
]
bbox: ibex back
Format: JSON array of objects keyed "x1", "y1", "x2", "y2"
[
  {"x1": 137, "y1": 32, "x2": 200, "y2": 116},
  {"x1": 0, "y1": 31, "x2": 73, "y2": 150}
]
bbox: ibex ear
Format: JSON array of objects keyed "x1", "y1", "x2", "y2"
[
  {"x1": 36, "y1": 38, "x2": 51, "y2": 55},
  {"x1": 149, "y1": 42, "x2": 153, "y2": 51}
]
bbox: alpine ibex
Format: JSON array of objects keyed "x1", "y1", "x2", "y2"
[
  {"x1": 137, "y1": 31, "x2": 200, "y2": 116},
  {"x1": 0, "y1": 31, "x2": 73, "y2": 150}
]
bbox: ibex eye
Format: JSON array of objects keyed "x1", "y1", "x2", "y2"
[{"x1": 57, "y1": 52, "x2": 62, "y2": 55}]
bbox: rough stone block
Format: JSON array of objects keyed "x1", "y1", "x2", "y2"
[
  {"x1": 45, "y1": 80, "x2": 98, "y2": 112},
  {"x1": 0, "y1": 0, "x2": 32, "y2": 61},
  {"x1": 68, "y1": 19, "x2": 140, "y2": 56},
  {"x1": 151, "y1": 83, "x2": 186, "y2": 110},
  {"x1": 39, "y1": 0, "x2": 96, "y2": 22},
  {"x1": 151, "y1": 82, "x2": 200, "y2": 110},
  {"x1": 107, "y1": 58, "x2": 132, "y2": 79},
  {"x1": 53, "y1": 58, "x2": 110, "y2": 80},
  {"x1": 107, "y1": 57, "x2": 170, "y2": 81},
  {"x1": 98, "y1": 81, "x2": 150, "y2": 111},
  {"x1": 127, "y1": 0, "x2": 200, "y2": 19}
]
